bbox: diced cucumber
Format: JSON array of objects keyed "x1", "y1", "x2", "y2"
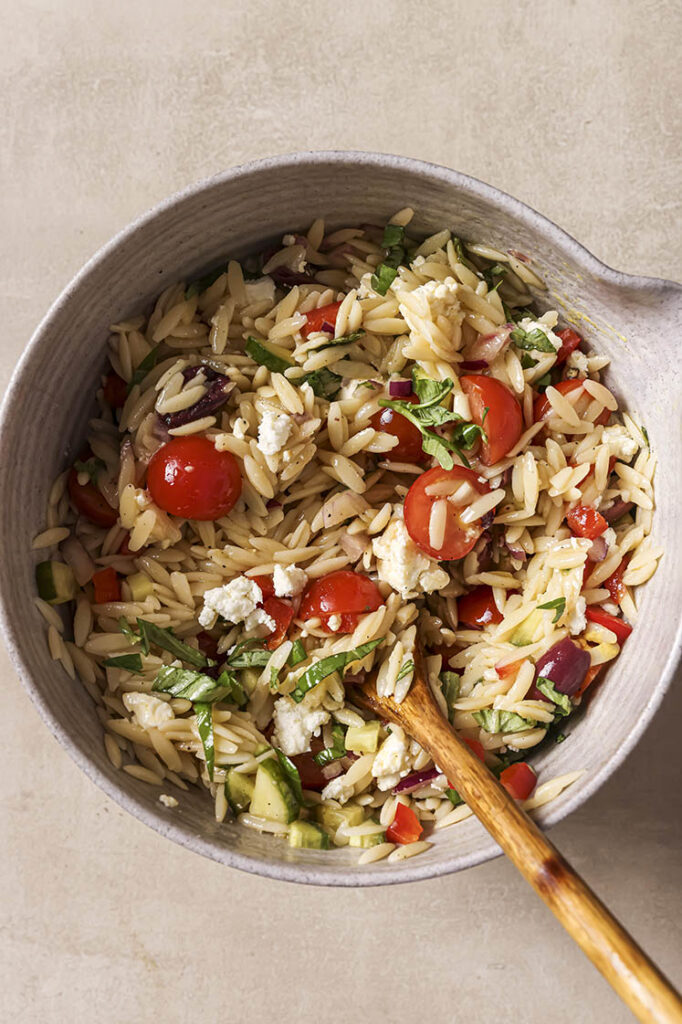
[
  {"x1": 225, "y1": 769, "x2": 255, "y2": 815},
  {"x1": 349, "y1": 829, "x2": 386, "y2": 849},
  {"x1": 245, "y1": 336, "x2": 295, "y2": 374},
  {"x1": 127, "y1": 572, "x2": 154, "y2": 602},
  {"x1": 314, "y1": 802, "x2": 364, "y2": 833},
  {"x1": 510, "y1": 608, "x2": 544, "y2": 647},
  {"x1": 250, "y1": 757, "x2": 300, "y2": 823},
  {"x1": 240, "y1": 667, "x2": 261, "y2": 697},
  {"x1": 345, "y1": 721, "x2": 380, "y2": 754},
  {"x1": 288, "y1": 820, "x2": 330, "y2": 850},
  {"x1": 35, "y1": 561, "x2": 77, "y2": 605}
]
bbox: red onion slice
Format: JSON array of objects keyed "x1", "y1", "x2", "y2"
[
  {"x1": 529, "y1": 638, "x2": 591, "y2": 700},
  {"x1": 460, "y1": 359, "x2": 489, "y2": 371},
  {"x1": 587, "y1": 535, "x2": 609, "y2": 562},
  {"x1": 462, "y1": 324, "x2": 513, "y2": 366},
  {"x1": 388, "y1": 379, "x2": 413, "y2": 397},
  {"x1": 321, "y1": 762, "x2": 343, "y2": 781},
  {"x1": 393, "y1": 767, "x2": 440, "y2": 795},
  {"x1": 602, "y1": 500, "x2": 634, "y2": 523}
]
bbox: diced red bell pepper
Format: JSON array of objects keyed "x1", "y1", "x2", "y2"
[
  {"x1": 495, "y1": 659, "x2": 522, "y2": 680},
  {"x1": 301, "y1": 301, "x2": 342, "y2": 337},
  {"x1": 585, "y1": 606, "x2": 633, "y2": 644},
  {"x1": 573, "y1": 663, "x2": 603, "y2": 700},
  {"x1": 603, "y1": 558, "x2": 628, "y2": 603},
  {"x1": 555, "y1": 327, "x2": 583, "y2": 365},
  {"x1": 92, "y1": 567, "x2": 121, "y2": 604},
  {"x1": 457, "y1": 585, "x2": 503, "y2": 630},
  {"x1": 500, "y1": 762, "x2": 537, "y2": 800},
  {"x1": 386, "y1": 802, "x2": 423, "y2": 845},
  {"x1": 566, "y1": 504, "x2": 608, "y2": 540}
]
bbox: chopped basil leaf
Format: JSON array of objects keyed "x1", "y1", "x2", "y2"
[
  {"x1": 309, "y1": 329, "x2": 365, "y2": 351},
  {"x1": 269, "y1": 665, "x2": 280, "y2": 691},
  {"x1": 452, "y1": 420, "x2": 487, "y2": 449},
  {"x1": 451, "y1": 236, "x2": 477, "y2": 272},
  {"x1": 371, "y1": 224, "x2": 407, "y2": 295},
  {"x1": 536, "y1": 676, "x2": 573, "y2": 717},
  {"x1": 440, "y1": 671, "x2": 461, "y2": 724},
  {"x1": 537, "y1": 597, "x2": 566, "y2": 624},
  {"x1": 195, "y1": 702, "x2": 215, "y2": 779},
  {"x1": 535, "y1": 372, "x2": 552, "y2": 392},
  {"x1": 370, "y1": 262, "x2": 399, "y2": 295},
  {"x1": 446, "y1": 787, "x2": 464, "y2": 807},
  {"x1": 473, "y1": 708, "x2": 538, "y2": 734},
  {"x1": 74, "y1": 457, "x2": 106, "y2": 484},
  {"x1": 381, "y1": 223, "x2": 405, "y2": 248},
  {"x1": 641, "y1": 424, "x2": 650, "y2": 448},
  {"x1": 291, "y1": 638, "x2": 384, "y2": 703},
  {"x1": 274, "y1": 748, "x2": 304, "y2": 803},
  {"x1": 482, "y1": 263, "x2": 507, "y2": 292},
  {"x1": 299, "y1": 367, "x2": 343, "y2": 400},
  {"x1": 396, "y1": 660, "x2": 415, "y2": 683},
  {"x1": 152, "y1": 665, "x2": 241, "y2": 704},
  {"x1": 288, "y1": 639, "x2": 307, "y2": 667},
  {"x1": 185, "y1": 265, "x2": 224, "y2": 299},
  {"x1": 135, "y1": 618, "x2": 210, "y2": 668},
  {"x1": 555, "y1": 732, "x2": 567, "y2": 744},
  {"x1": 520, "y1": 353, "x2": 538, "y2": 370},
  {"x1": 128, "y1": 347, "x2": 160, "y2": 393},
  {"x1": 103, "y1": 653, "x2": 143, "y2": 673},
  {"x1": 225, "y1": 643, "x2": 271, "y2": 669},
  {"x1": 119, "y1": 616, "x2": 139, "y2": 644},
  {"x1": 510, "y1": 326, "x2": 556, "y2": 354},
  {"x1": 313, "y1": 724, "x2": 347, "y2": 766}
]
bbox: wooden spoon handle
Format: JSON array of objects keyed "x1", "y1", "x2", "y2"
[{"x1": 407, "y1": 698, "x2": 682, "y2": 1024}]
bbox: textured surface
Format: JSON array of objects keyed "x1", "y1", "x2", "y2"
[{"x1": 1, "y1": 1, "x2": 681, "y2": 1021}]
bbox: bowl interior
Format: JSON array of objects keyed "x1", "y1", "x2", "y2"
[{"x1": 1, "y1": 153, "x2": 680, "y2": 885}]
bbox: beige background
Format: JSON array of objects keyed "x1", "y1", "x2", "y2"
[{"x1": 1, "y1": 1, "x2": 680, "y2": 1021}]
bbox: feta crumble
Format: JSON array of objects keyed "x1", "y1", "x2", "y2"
[
  {"x1": 272, "y1": 696, "x2": 330, "y2": 756},
  {"x1": 372, "y1": 728, "x2": 412, "y2": 791},
  {"x1": 232, "y1": 417, "x2": 249, "y2": 440},
  {"x1": 122, "y1": 692, "x2": 174, "y2": 730},
  {"x1": 243, "y1": 276, "x2": 276, "y2": 306},
  {"x1": 198, "y1": 577, "x2": 275, "y2": 633},
  {"x1": 159, "y1": 794, "x2": 179, "y2": 808},
  {"x1": 601, "y1": 424, "x2": 638, "y2": 462},
  {"x1": 257, "y1": 408, "x2": 293, "y2": 457},
  {"x1": 372, "y1": 516, "x2": 449, "y2": 598},
  {"x1": 326, "y1": 614, "x2": 342, "y2": 632},
  {"x1": 567, "y1": 596, "x2": 587, "y2": 636},
  {"x1": 321, "y1": 774, "x2": 355, "y2": 805},
  {"x1": 273, "y1": 563, "x2": 308, "y2": 598}
]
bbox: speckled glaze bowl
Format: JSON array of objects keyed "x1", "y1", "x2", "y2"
[{"x1": 1, "y1": 153, "x2": 680, "y2": 886}]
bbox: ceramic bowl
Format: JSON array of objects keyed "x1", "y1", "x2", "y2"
[{"x1": 1, "y1": 152, "x2": 680, "y2": 886}]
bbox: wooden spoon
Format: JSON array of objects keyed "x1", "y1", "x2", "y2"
[{"x1": 353, "y1": 645, "x2": 682, "y2": 1024}]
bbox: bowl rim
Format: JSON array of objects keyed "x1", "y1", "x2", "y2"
[{"x1": 2, "y1": 149, "x2": 681, "y2": 886}]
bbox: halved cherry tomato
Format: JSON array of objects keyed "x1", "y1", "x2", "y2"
[
  {"x1": 370, "y1": 393, "x2": 425, "y2": 463},
  {"x1": 68, "y1": 468, "x2": 118, "y2": 527},
  {"x1": 299, "y1": 570, "x2": 383, "y2": 633},
  {"x1": 291, "y1": 740, "x2": 328, "y2": 791},
  {"x1": 555, "y1": 328, "x2": 583, "y2": 365},
  {"x1": 500, "y1": 762, "x2": 537, "y2": 800},
  {"x1": 566, "y1": 504, "x2": 608, "y2": 540},
  {"x1": 463, "y1": 737, "x2": 486, "y2": 762},
  {"x1": 301, "y1": 301, "x2": 342, "y2": 337},
  {"x1": 585, "y1": 607, "x2": 632, "y2": 644},
  {"x1": 460, "y1": 374, "x2": 523, "y2": 466},
  {"x1": 263, "y1": 597, "x2": 295, "y2": 650},
  {"x1": 403, "y1": 465, "x2": 490, "y2": 560},
  {"x1": 573, "y1": 663, "x2": 603, "y2": 699},
  {"x1": 533, "y1": 379, "x2": 610, "y2": 427},
  {"x1": 603, "y1": 558, "x2": 628, "y2": 603},
  {"x1": 386, "y1": 802, "x2": 423, "y2": 845},
  {"x1": 102, "y1": 372, "x2": 128, "y2": 409},
  {"x1": 495, "y1": 659, "x2": 522, "y2": 680},
  {"x1": 92, "y1": 567, "x2": 121, "y2": 604},
  {"x1": 147, "y1": 436, "x2": 242, "y2": 521},
  {"x1": 458, "y1": 585, "x2": 502, "y2": 629},
  {"x1": 251, "y1": 575, "x2": 276, "y2": 601}
]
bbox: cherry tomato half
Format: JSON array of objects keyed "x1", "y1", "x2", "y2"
[
  {"x1": 299, "y1": 570, "x2": 383, "y2": 633},
  {"x1": 92, "y1": 567, "x2": 121, "y2": 604},
  {"x1": 102, "y1": 372, "x2": 128, "y2": 409},
  {"x1": 147, "y1": 436, "x2": 242, "y2": 521},
  {"x1": 386, "y1": 802, "x2": 423, "y2": 845},
  {"x1": 460, "y1": 374, "x2": 523, "y2": 466},
  {"x1": 302, "y1": 301, "x2": 342, "y2": 337},
  {"x1": 603, "y1": 558, "x2": 628, "y2": 603},
  {"x1": 370, "y1": 393, "x2": 425, "y2": 463},
  {"x1": 263, "y1": 596, "x2": 295, "y2": 650},
  {"x1": 457, "y1": 585, "x2": 503, "y2": 629},
  {"x1": 500, "y1": 762, "x2": 537, "y2": 800},
  {"x1": 555, "y1": 327, "x2": 583, "y2": 365},
  {"x1": 566, "y1": 504, "x2": 608, "y2": 540},
  {"x1": 585, "y1": 606, "x2": 633, "y2": 644},
  {"x1": 403, "y1": 466, "x2": 490, "y2": 560},
  {"x1": 291, "y1": 738, "x2": 328, "y2": 791},
  {"x1": 68, "y1": 468, "x2": 118, "y2": 527},
  {"x1": 573, "y1": 663, "x2": 603, "y2": 700},
  {"x1": 533, "y1": 379, "x2": 610, "y2": 427}
]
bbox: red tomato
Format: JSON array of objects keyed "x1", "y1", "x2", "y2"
[
  {"x1": 500, "y1": 762, "x2": 537, "y2": 800},
  {"x1": 463, "y1": 736, "x2": 486, "y2": 762},
  {"x1": 555, "y1": 328, "x2": 583, "y2": 365},
  {"x1": 386, "y1": 802, "x2": 423, "y2": 845},
  {"x1": 147, "y1": 436, "x2": 242, "y2": 521},
  {"x1": 370, "y1": 394, "x2": 425, "y2": 463},
  {"x1": 92, "y1": 567, "x2": 121, "y2": 604},
  {"x1": 263, "y1": 597, "x2": 295, "y2": 650},
  {"x1": 302, "y1": 301, "x2": 342, "y2": 337},
  {"x1": 533, "y1": 379, "x2": 610, "y2": 427},
  {"x1": 299, "y1": 570, "x2": 383, "y2": 633},
  {"x1": 291, "y1": 745, "x2": 328, "y2": 791},
  {"x1": 460, "y1": 374, "x2": 523, "y2": 466},
  {"x1": 603, "y1": 558, "x2": 628, "y2": 603},
  {"x1": 566, "y1": 504, "x2": 608, "y2": 540},
  {"x1": 102, "y1": 372, "x2": 128, "y2": 409},
  {"x1": 585, "y1": 607, "x2": 633, "y2": 644},
  {"x1": 68, "y1": 469, "x2": 118, "y2": 527},
  {"x1": 574, "y1": 663, "x2": 603, "y2": 699},
  {"x1": 495, "y1": 659, "x2": 522, "y2": 680},
  {"x1": 458, "y1": 585, "x2": 502, "y2": 629},
  {"x1": 403, "y1": 465, "x2": 490, "y2": 560},
  {"x1": 251, "y1": 575, "x2": 276, "y2": 601}
]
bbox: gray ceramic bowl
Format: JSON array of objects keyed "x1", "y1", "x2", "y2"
[{"x1": 1, "y1": 152, "x2": 680, "y2": 886}]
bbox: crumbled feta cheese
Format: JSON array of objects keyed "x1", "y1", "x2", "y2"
[
  {"x1": 257, "y1": 408, "x2": 293, "y2": 457},
  {"x1": 398, "y1": 278, "x2": 463, "y2": 343},
  {"x1": 372, "y1": 728, "x2": 412, "y2": 791},
  {"x1": 372, "y1": 517, "x2": 449, "y2": 598},
  {"x1": 272, "y1": 696, "x2": 330, "y2": 756},
  {"x1": 198, "y1": 577, "x2": 275, "y2": 633},
  {"x1": 122, "y1": 692, "x2": 174, "y2": 730},
  {"x1": 602, "y1": 527, "x2": 617, "y2": 550},
  {"x1": 232, "y1": 417, "x2": 249, "y2": 440},
  {"x1": 326, "y1": 614, "x2": 342, "y2": 632},
  {"x1": 159, "y1": 794, "x2": 179, "y2": 808},
  {"x1": 601, "y1": 424, "x2": 638, "y2": 462},
  {"x1": 567, "y1": 596, "x2": 587, "y2": 636},
  {"x1": 273, "y1": 563, "x2": 308, "y2": 597},
  {"x1": 566, "y1": 349, "x2": 589, "y2": 375},
  {"x1": 243, "y1": 276, "x2": 276, "y2": 306},
  {"x1": 518, "y1": 315, "x2": 562, "y2": 352},
  {"x1": 321, "y1": 774, "x2": 355, "y2": 805}
]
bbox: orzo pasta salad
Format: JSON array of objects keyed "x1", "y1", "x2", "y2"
[{"x1": 33, "y1": 210, "x2": 661, "y2": 863}]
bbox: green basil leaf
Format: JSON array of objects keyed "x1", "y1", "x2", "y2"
[
  {"x1": 119, "y1": 616, "x2": 139, "y2": 644},
  {"x1": 309, "y1": 329, "x2": 365, "y2": 351},
  {"x1": 641, "y1": 424, "x2": 650, "y2": 448},
  {"x1": 555, "y1": 732, "x2": 567, "y2": 744},
  {"x1": 536, "y1": 676, "x2": 573, "y2": 717},
  {"x1": 452, "y1": 420, "x2": 487, "y2": 449},
  {"x1": 195, "y1": 702, "x2": 215, "y2": 780},
  {"x1": 152, "y1": 666, "x2": 238, "y2": 704},
  {"x1": 520, "y1": 353, "x2": 538, "y2": 370},
  {"x1": 103, "y1": 653, "x2": 143, "y2": 673},
  {"x1": 313, "y1": 723, "x2": 347, "y2": 766},
  {"x1": 288, "y1": 639, "x2": 307, "y2": 667},
  {"x1": 269, "y1": 665, "x2": 280, "y2": 691},
  {"x1": 510, "y1": 326, "x2": 556, "y2": 354},
  {"x1": 291, "y1": 639, "x2": 384, "y2": 703},
  {"x1": 446, "y1": 787, "x2": 464, "y2": 807},
  {"x1": 396, "y1": 660, "x2": 414, "y2": 683},
  {"x1": 440, "y1": 671, "x2": 461, "y2": 723},
  {"x1": 370, "y1": 262, "x2": 399, "y2": 296},
  {"x1": 225, "y1": 646, "x2": 271, "y2": 669},
  {"x1": 274, "y1": 748, "x2": 304, "y2": 803},
  {"x1": 537, "y1": 597, "x2": 566, "y2": 624},
  {"x1": 299, "y1": 367, "x2": 343, "y2": 399},
  {"x1": 411, "y1": 369, "x2": 454, "y2": 409},
  {"x1": 472, "y1": 709, "x2": 539, "y2": 734},
  {"x1": 128, "y1": 347, "x2": 160, "y2": 393},
  {"x1": 382, "y1": 224, "x2": 405, "y2": 248},
  {"x1": 74, "y1": 457, "x2": 106, "y2": 484},
  {"x1": 135, "y1": 619, "x2": 209, "y2": 667}
]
